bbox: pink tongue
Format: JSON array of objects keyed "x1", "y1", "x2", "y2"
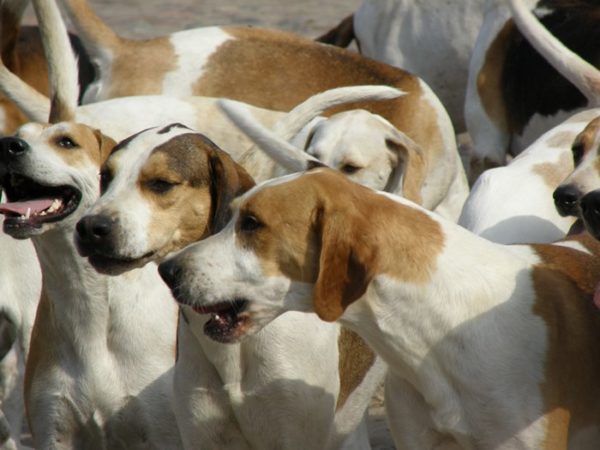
[
  {"x1": 0, "y1": 198, "x2": 54, "y2": 216},
  {"x1": 594, "y1": 283, "x2": 600, "y2": 309}
]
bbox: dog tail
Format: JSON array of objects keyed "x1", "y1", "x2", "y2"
[
  {"x1": 508, "y1": 0, "x2": 600, "y2": 104},
  {"x1": 0, "y1": 64, "x2": 50, "y2": 123},
  {"x1": 58, "y1": 0, "x2": 121, "y2": 56},
  {"x1": 272, "y1": 85, "x2": 405, "y2": 142},
  {"x1": 33, "y1": 0, "x2": 79, "y2": 122},
  {"x1": 220, "y1": 98, "x2": 317, "y2": 172},
  {"x1": 315, "y1": 14, "x2": 356, "y2": 48}
]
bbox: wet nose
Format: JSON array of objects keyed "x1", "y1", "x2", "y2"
[
  {"x1": 0, "y1": 137, "x2": 29, "y2": 160},
  {"x1": 553, "y1": 184, "x2": 581, "y2": 217},
  {"x1": 75, "y1": 214, "x2": 114, "y2": 254},
  {"x1": 158, "y1": 258, "x2": 184, "y2": 290}
]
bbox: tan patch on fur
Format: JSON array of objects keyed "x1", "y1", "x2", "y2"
[
  {"x1": 0, "y1": 27, "x2": 51, "y2": 134},
  {"x1": 237, "y1": 169, "x2": 445, "y2": 320},
  {"x1": 336, "y1": 328, "x2": 375, "y2": 411},
  {"x1": 107, "y1": 38, "x2": 177, "y2": 98},
  {"x1": 533, "y1": 152, "x2": 573, "y2": 189},
  {"x1": 531, "y1": 235, "x2": 600, "y2": 445},
  {"x1": 477, "y1": 21, "x2": 515, "y2": 134},
  {"x1": 140, "y1": 134, "x2": 254, "y2": 257},
  {"x1": 53, "y1": 124, "x2": 116, "y2": 169},
  {"x1": 545, "y1": 131, "x2": 578, "y2": 150}
]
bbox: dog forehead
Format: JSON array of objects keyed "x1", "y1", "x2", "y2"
[{"x1": 109, "y1": 124, "x2": 197, "y2": 175}]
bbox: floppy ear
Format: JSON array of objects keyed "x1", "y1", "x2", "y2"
[
  {"x1": 313, "y1": 205, "x2": 374, "y2": 322},
  {"x1": 93, "y1": 129, "x2": 117, "y2": 163},
  {"x1": 208, "y1": 146, "x2": 256, "y2": 233},
  {"x1": 384, "y1": 128, "x2": 427, "y2": 204}
]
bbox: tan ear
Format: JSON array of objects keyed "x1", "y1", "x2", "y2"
[
  {"x1": 93, "y1": 129, "x2": 117, "y2": 163},
  {"x1": 208, "y1": 144, "x2": 256, "y2": 233},
  {"x1": 313, "y1": 206, "x2": 374, "y2": 322},
  {"x1": 384, "y1": 129, "x2": 427, "y2": 204}
]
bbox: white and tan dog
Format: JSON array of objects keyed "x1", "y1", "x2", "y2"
[
  {"x1": 0, "y1": 1, "x2": 182, "y2": 448},
  {"x1": 74, "y1": 124, "x2": 386, "y2": 450},
  {"x1": 458, "y1": 109, "x2": 600, "y2": 244},
  {"x1": 466, "y1": 0, "x2": 600, "y2": 170},
  {"x1": 159, "y1": 167, "x2": 600, "y2": 449},
  {"x1": 220, "y1": 94, "x2": 468, "y2": 221},
  {"x1": 54, "y1": 0, "x2": 456, "y2": 170}
]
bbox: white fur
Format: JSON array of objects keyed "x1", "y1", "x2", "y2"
[
  {"x1": 353, "y1": 0, "x2": 486, "y2": 131},
  {"x1": 458, "y1": 109, "x2": 600, "y2": 244},
  {"x1": 83, "y1": 126, "x2": 386, "y2": 449},
  {"x1": 163, "y1": 171, "x2": 600, "y2": 448}
]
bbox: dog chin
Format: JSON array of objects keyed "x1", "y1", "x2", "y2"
[
  {"x1": 83, "y1": 250, "x2": 156, "y2": 276},
  {"x1": 2, "y1": 220, "x2": 45, "y2": 239}
]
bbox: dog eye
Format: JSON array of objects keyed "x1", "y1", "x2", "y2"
[
  {"x1": 146, "y1": 179, "x2": 177, "y2": 194},
  {"x1": 572, "y1": 142, "x2": 585, "y2": 166},
  {"x1": 239, "y1": 215, "x2": 262, "y2": 232},
  {"x1": 341, "y1": 163, "x2": 360, "y2": 174},
  {"x1": 56, "y1": 136, "x2": 78, "y2": 149},
  {"x1": 99, "y1": 169, "x2": 113, "y2": 194}
]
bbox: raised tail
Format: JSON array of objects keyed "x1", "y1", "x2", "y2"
[{"x1": 507, "y1": 0, "x2": 600, "y2": 104}]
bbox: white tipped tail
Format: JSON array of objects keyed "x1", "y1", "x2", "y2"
[
  {"x1": 219, "y1": 99, "x2": 319, "y2": 172},
  {"x1": 507, "y1": 0, "x2": 600, "y2": 104},
  {"x1": 272, "y1": 85, "x2": 405, "y2": 140},
  {"x1": 33, "y1": 0, "x2": 79, "y2": 122}
]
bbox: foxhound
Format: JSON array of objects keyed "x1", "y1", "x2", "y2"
[
  {"x1": 159, "y1": 167, "x2": 600, "y2": 449},
  {"x1": 466, "y1": 0, "x2": 600, "y2": 171},
  {"x1": 75, "y1": 124, "x2": 386, "y2": 449},
  {"x1": 55, "y1": 0, "x2": 457, "y2": 176}
]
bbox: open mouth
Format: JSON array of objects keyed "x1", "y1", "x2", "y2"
[
  {"x1": 0, "y1": 173, "x2": 81, "y2": 235},
  {"x1": 189, "y1": 299, "x2": 250, "y2": 344}
]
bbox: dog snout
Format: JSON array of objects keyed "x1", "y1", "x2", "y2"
[
  {"x1": 553, "y1": 184, "x2": 582, "y2": 217},
  {"x1": 158, "y1": 258, "x2": 184, "y2": 290},
  {"x1": 580, "y1": 190, "x2": 600, "y2": 239},
  {"x1": 75, "y1": 215, "x2": 115, "y2": 255},
  {"x1": 0, "y1": 137, "x2": 29, "y2": 161}
]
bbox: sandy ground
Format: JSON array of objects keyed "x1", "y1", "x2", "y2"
[{"x1": 21, "y1": 1, "x2": 396, "y2": 448}]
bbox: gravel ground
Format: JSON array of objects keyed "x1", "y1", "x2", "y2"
[{"x1": 22, "y1": 1, "x2": 395, "y2": 448}]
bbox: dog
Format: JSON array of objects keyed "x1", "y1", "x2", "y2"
[
  {"x1": 0, "y1": 2, "x2": 182, "y2": 447},
  {"x1": 317, "y1": 0, "x2": 486, "y2": 131},
  {"x1": 74, "y1": 123, "x2": 386, "y2": 449},
  {"x1": 158, "y1": 167, "x2": 600, "y2": 449},
  {"x1": 55, "y1": 0, "x2": 457, "y2": 171},
  {"x1": 0, "y1": 0, "x2": 93, "y2": 134},
  {"x1": 457, "y1": 109, "x2": 600, "y2": 244},
  {"x1": 219, "y1": 95, "x2": 469, "y2": 221},
  {"x1": 465, "y1": 0, "x2": 600, "y2": 172}
]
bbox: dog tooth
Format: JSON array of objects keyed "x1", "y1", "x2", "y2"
[{"x1": 25, "y1": 208, "x2": 31, "y2": 219}]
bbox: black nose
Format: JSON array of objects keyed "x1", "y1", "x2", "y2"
[
  {"x1": 553, "y1": 184, "x2": 581, "y2": 217},
  {"x1": 75, "y1": 215, "x2": 114, "y2": 253},
  {"x1": 158, "y1": 258, "x2": 183, "y2": 290},
  {"x1": 580, "y1": 190, "x2": 600, "y2": 238},
  {"x1": 0, "y1": 137, "x2": 29, "y2": 160}
]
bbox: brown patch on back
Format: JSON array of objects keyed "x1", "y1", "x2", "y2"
[
  {"x1": 107, "y1": 38, "x2": 178, "y2": 98},
  {"x1": 531, "y1": 237, "x2": 600, "y2": 444},
  {"x1": 532, "y1": 151, "x2": 573, "y2": 189},
  {"x1": 545, "y1": 131, "x2": 578, "y2": 149},
  {"x1": 237, "y1": 169, "x2": 445, "y2": 320},
  {"x1": 477, "y1": 21, "x2": 515, "y2": 135},
  {"x1": 336, "y1": 327, "x2": 375, "y2": 411}
]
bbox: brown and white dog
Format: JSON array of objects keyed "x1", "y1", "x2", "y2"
[
  {"x1": 465, "y1": 0, "x2": 600, "y2": 170},
  {"x1": 0, "y1": 1, "x2": 182, "y2": 448},
  {"x1": 159, "y1": 167, "x2": 600, "y2": 449},
  {"x1": 55, "y1": 0, "x2": 457, "y2": 172},
  {"x1": 75, "y1": 123, "x2": 386, "y2": 450}
]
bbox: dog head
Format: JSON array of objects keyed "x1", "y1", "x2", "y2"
[
  {"x1": 553, "y1": 116, "x2": 600, "y2": 219},
  {"x1": 0, "y1": 121, "x2": 115, "y2": 239},
  {"x1": 158, "y1": 167, "x2": 443, "y2": 343},
  {"x1": 299, "y1": 110, "x2": 427, "y2": 201},
  {"x1": 75, "y1": 123, "x2": 255, "y2": 275}
]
